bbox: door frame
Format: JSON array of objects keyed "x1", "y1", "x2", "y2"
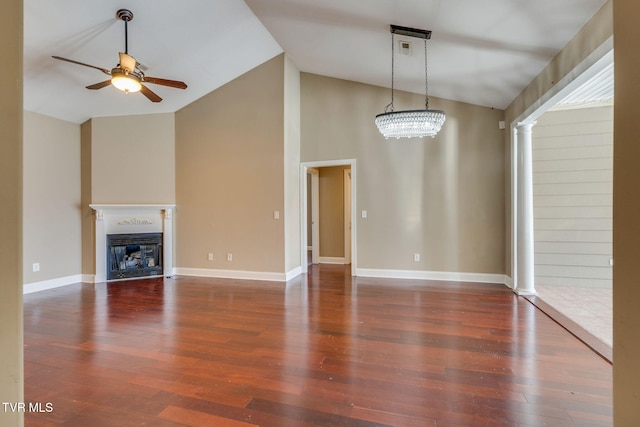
[
  {"x1": 344, "y1": 169, "x2": 352, "y2": 265},
  {"x1": 300, "y1": 159, "x2": 357, "y2": 276},
  {"x1": 308, "y1": 168, "x2": 320, "y2": 265}
]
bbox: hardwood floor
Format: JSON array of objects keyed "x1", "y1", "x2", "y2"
[{"x1": 24, "y1": 264, "x2": 612, "y2": 426}]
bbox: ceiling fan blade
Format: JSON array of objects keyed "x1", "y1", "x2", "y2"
[
  {"x1": 119, "y1": 52, "x2": 137, "y2": 73},
  {"x1": 86, "y1": 80, "x2": 113, "y2": 90},
  {"x1": 140, "y1": 84, "x2": 162, "y2": 102},
  {"x1": 52, "y1": 56, "x2": 111, "y2": 76},
  {"x1": 143, "y1": 76, "x2": 187, "y2": 89}
]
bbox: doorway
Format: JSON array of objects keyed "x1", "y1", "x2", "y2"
[{"x1": 300, "y1": 160, "x2": 356, "y2": 276}]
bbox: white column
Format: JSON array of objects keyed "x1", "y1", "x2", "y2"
[
  {"x1": 516, "y1": 121, "x2": 537, "y2": 295},
  {"x1": 94, "y1": 209, "x2": 106, "y2": 283}
]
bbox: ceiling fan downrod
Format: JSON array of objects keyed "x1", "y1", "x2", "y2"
[{"x1": 116, "y1": 9, "x2": 134, "y2": 55}]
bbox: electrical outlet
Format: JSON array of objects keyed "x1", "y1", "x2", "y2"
[
  {"x1": 33, "y1": 263, "x2": 40, "y2": 272},
  {"x1": 414, "y1": 254, "x2": 420, "y2": 262},
  {"x1": 227, "y1": 253, "x2": 233, "y2": 262},
  {"x1": 274, "y1": 210, "x2": 280, "y2": 219},
  {"x1": 361, "y1": 210, "x2": 367, "y2": 219},
  {"x1": 208, "y1": 253, "x2": 214, "y2": 261}
]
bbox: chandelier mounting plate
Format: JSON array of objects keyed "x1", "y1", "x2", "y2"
[{"x1": 390, "y1": 25, "x2": 431, "y2": 40}]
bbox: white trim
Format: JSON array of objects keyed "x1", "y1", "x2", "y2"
[
  {"x1": 356, "y1": 268, "x2": 510, "y2": 286},
  {"x1": 310, "y1": 168, "x2": 320, "y2": 265},
  {"x1": 504, "y1": 275, "x2": 514, "y2": 290},
  {"x1": 175, "y1": 267, "x2": 289, "y2": 282},
  {"x1": 344, "y1": 169, "x2": 352, "y2": 265},
  {"x1": 286, "y1": 266, "x2": 303, "y2": 281},
  {"x1": 319, "y1": 256, "x2": 347, "y2": 265},
  {"x1": 23, "y1": 274, "x2": 87, "y2": 294},
  {"x1": 89, "y1": 204, "x2": 176, "y2": 211},
  {"x1": 511, "y1": 122, "x2": 518, "y2": 291}
]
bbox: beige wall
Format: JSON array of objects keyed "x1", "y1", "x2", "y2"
[
  {"x1": 80, "y1": 120, "x2": 94, "y2": 275},
  {"x1": 613, "y1": 0, "x2": 640, "y2": 423},
  {"x1": 319, "y1": 166, "x2": 349, "y2": 258},
  {"x1": 301, "y1": 73, "x2": 505, "y2": 273},
  {"x1": 175, "y1": 55, "x2": 287, "y2": 273},
  {"x1": 79, "y1": 113, "x2": 175, "y2": 276},
  {"x1": 0, "y1": 0, "x2": 23, "y2": 423},
  {"x1": 90, "y1": 113, "x2": 175, "y2": 204},
  {"x1": 23, "y1": 112, "x2": 82, "y2": 284}
]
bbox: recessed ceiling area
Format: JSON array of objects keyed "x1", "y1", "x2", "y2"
[{"x1": 24, "y1": 0, "x2": 610, "y2": 124}]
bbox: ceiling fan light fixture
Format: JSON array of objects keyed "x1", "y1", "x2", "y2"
[
  {"x1": 111, "y1": 70, "x2": 142, "y2": 93},
  {"x1": 51, "y1": 8, "x2": 186, "y2": 102},
  {"x1": 376, "y1": 25, "x2": 445, "y2": 139}
]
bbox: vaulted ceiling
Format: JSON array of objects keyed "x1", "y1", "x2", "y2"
[{"x1": 24, "y1": 0, "x2": 609, "y2": 124}]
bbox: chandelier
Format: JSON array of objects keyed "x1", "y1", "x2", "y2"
[{"x1": 375, "y1": 25, "x2": 446, "y2": 139}]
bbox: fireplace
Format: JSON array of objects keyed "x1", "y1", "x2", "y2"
[
  {"x1": 90, "y1": 204, "x2": 175, "y2": 282},
  {"x1": 107, "y1": 233, "x2": 163, "y2": 280}
]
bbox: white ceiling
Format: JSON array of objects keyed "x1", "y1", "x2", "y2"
[{"x1": 24, "y1": 0, "x2": 610, "y2": 124}]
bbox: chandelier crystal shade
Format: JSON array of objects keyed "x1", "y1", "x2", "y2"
[{"x1": 375, "y1": 25, "x2": 445, "y2": 139}]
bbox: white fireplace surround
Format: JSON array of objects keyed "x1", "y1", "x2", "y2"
[{"x1": 90, "y1": 204, "x2": 175, "y2": 282}]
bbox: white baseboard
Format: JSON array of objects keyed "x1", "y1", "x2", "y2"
[
  {"x1": 355, "y1": 268, "x2": 510, "y2": 286},
  {"x1": 174, "y1": 267, "x2": 301, "y2": 282},
  {"x1": 286, "y1": 266, "x2": 302, "y2": 281},
  {"x1": 319, "y1": 256, "x2": 346, "y2": 265},
  {"x1": 504, "y1": 275, "x2": 514, "y2": 289},
  {"x1": 82, "y1": 274, "x2": 95, "y2": 284},
  {"x1": 22, "y1": 266, "x2": 300, "y2": 293},
  {"x1": 515, "y1": 288, "x2": 538, "y2": 296},
  {"x1": 22, "y1": 269, "x2": 509, "y2": 292},
  {"x1": 23, "y1": 274, "x2": 88, "y2": 294}
]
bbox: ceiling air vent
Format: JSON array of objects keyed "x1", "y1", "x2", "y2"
[{"x1": 399, "y1": 40, "x2": 412, "y2": 55}]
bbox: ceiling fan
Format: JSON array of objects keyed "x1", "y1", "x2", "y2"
[{"x1": 52, "y1": 9, "x2": 187, "y2": 103}]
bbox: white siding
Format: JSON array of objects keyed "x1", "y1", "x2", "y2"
[{"x1": 533, "y1": 106, "x2": 613, "y2": 289}]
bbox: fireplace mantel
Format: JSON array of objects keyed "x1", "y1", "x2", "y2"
[{"x1": 90, "y1": 204, "x2": 175, "y2": 282}]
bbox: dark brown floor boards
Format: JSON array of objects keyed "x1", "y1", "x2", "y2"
[{"x1": 23, "y1": 264, "x2": 612, "y2": 426}]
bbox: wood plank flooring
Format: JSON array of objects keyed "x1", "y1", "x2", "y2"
[{"x1": 23, "y1": 264, "x2": 612, "y2": 426}]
